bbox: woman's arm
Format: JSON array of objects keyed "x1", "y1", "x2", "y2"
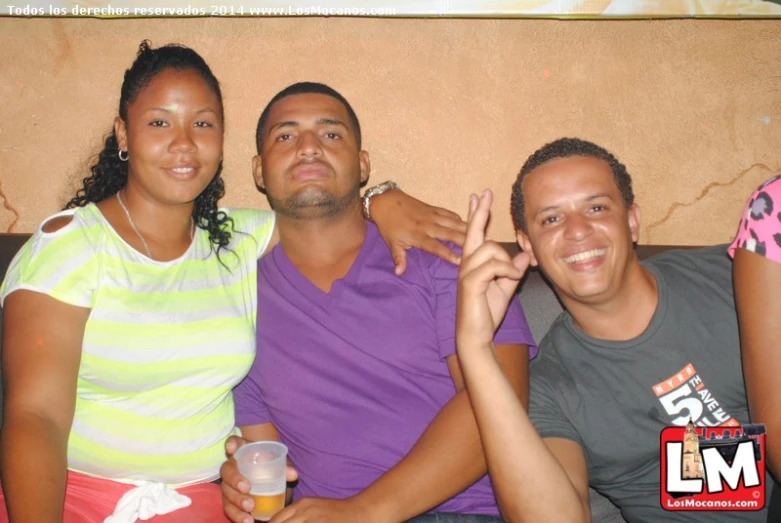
[
  {"x1": 368, "y1": 187, "x2": 467, "y2": 275},
  {"x1": 1, "y1": 290, "x2": 86, "y2": 522},
  {"x1": 459, "y1": 349, "x2": 591, "y2": 523},
  {"x1": 733, "y1": 248, "x2": 781, "y2": 478}
]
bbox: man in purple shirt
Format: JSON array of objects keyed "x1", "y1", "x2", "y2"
[{"x1": 221, "y1": 82, "x2": 536, "y2": 523}]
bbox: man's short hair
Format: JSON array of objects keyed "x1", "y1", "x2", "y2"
[
  {"x1": 255, "y1": 82, "x2": 362, "y2": 153},
  {"x1": 510, "y1": 138, "x2": 635, "y2": 231}
]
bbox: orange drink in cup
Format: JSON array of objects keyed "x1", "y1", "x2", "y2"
[
  {"x1": 250, "y1": 490, "x2": 285, "y2": 521},
  {"x1": 234, "y1": 441, "x2": 288, "y2": 521}
]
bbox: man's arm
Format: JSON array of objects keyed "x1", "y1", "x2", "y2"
[
  {"x1": 356, "y1": 342, "x2": 527, "y2": 520},
  {"x1": 733, "y1": 248, "x2": 781, "y2": 478},
  {"x1": 458, "y1": 343, "x2": 591, "y2": 522},
  {"x1": 268, "y1": 343, "x2": 527, "y2": 523},
  {"x1": 454, "y1": 189, "x2": 590, "y2": 522}
]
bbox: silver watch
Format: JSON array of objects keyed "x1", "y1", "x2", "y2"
[{"x1": 362, "y1": 181, "x2": 398, "y2": 222}]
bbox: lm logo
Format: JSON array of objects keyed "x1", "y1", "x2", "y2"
[{"x1": 660, "y1": 422, "x2": 766, "y2": 511}]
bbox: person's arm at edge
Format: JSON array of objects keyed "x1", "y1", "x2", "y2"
[
  {"x1": 1, "y1": 290, "x2": 85, "y2": 522},
  {"x1": 458, "y1": 343, "x2": 591, "y2": 522},
  {"x1": 348, "y1": 342, "x2": 527, "y2": 522},
  {"x1": 733, "y1": 248, "x2": 781, "y2": 478}
]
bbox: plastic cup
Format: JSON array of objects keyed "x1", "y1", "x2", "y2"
[{"x1": 234, "y1": 441, "x2": 288, "y2": 521}]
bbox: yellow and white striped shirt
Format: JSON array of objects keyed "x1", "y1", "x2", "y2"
[{"x1": 1, "y1": 203, "x2": 274, "y2": 486}]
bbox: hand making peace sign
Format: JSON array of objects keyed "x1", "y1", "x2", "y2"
[{"x1": 456, "y1": 190, "x2": 532, "y2": 353}]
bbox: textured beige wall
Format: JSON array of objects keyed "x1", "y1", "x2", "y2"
[{"x1": 0, "y1": 17, "x2": 779, "y2": 244}]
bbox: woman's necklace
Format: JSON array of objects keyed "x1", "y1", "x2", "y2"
[{"x1": 116, "y1": 191, "x2": 194, "y2": 259}]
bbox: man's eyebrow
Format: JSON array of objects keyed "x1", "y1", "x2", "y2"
[
  {"x1": 268, "y1": 118, "x2": 348, "y2": 133},
  {"x1": 533, "y1": 205, "x2": 559, "y2": 218},
  {"x1": 268, "y1": 121, "x2": 298, "y2": 132},
  {"x1": 532, "y1": 193, "x2": 616, "y2": 218},
  {"x1": 586, "y1": 193, "x2": 615, "y2": 202},
  {"x1": 316, "y1": 118, "x2": 348, "y2": 128}
]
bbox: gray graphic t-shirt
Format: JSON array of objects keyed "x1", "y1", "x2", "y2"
[{"x1": 529, "y1": 245, "x2": 773, "y2": 522}]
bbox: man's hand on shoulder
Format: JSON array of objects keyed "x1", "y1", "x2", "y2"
[{"x1": 371, "y1": 187, "x2": 467, "y2": 275}]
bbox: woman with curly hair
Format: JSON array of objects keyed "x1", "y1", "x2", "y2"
[{"x1": 0, "y1": 41, "x2": 464, "y2": 523}]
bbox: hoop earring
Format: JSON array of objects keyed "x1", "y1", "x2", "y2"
[{"x1": 118, "y1": 150, "x2": 129, "y2": 162}]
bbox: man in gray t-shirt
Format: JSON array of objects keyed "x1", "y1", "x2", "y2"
[
  {"x1": 452, "y1": 137, "x2": 774, "y2": 523},
  {"x1": 530, "y1": 245, "x2": 772, "y2": 522}
]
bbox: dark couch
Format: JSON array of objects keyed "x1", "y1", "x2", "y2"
[
  {"x1": 0, "y1": 234, "x2": 682, "y2": 522},
  {"x1": 0, "y1": 234, "x2": 33, "y2": 425}
]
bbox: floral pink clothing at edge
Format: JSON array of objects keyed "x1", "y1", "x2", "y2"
[{"x1": 729, "y1": 174, "x2": 781, "y2": 263}]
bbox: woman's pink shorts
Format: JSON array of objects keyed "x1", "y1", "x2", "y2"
[{"x1": 0, "y1": 470, "x2": 229, "y2": 522}]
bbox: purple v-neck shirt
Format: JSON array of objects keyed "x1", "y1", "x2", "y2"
[{"x1": 234, "y1": 222, "x2": 536, "y2": 515}]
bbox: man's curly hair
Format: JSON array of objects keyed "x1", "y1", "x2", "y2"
[{"x1": 510, "y1": 138, "x2": 635, "y2": 231}]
